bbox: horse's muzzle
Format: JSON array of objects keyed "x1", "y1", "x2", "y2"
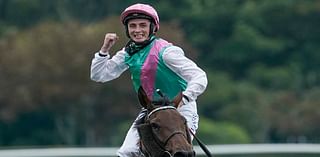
[{"x1": 173, "y1": 150, "x2": 195, "y2": 157}]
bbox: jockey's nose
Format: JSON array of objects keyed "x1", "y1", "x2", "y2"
[{"x1": 173, "y1": 150, "x2": 195, "y2": 157}]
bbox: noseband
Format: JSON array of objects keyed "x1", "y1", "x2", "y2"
[
  {"x1": 148, "y1": 106, "x2": 190, "y2": 147},
  {"x1": 138, "y1": 106, "x2": 191, "y2": 157}
]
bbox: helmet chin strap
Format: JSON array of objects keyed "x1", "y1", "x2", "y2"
[
  {"x1": 125, "y1": 36, "x2": 156, "y2": 56},
  {"x1": 124, "y1": 19, "x2": 156, "y2": 56},
  {"x1": 149, "y1": 22, "x2": 156, "y2": 37}
]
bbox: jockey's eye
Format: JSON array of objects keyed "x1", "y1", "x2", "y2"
[{"x1": 151, "y1": 122, "x2": 160, "y2": 131}]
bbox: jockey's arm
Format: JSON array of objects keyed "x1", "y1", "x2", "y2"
[
  {"x1": 162, "y1": 46, "x2": 208, "y2": 102},
  {"x1": 90, "y1": 49, "x2": 129, "y2": 82}
]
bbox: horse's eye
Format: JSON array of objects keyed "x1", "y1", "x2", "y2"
[{"x1": 151, "y1": 123, "x2": 160, "y2": 131}]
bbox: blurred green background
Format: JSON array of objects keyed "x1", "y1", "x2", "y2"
[{"x1": 0, "y1": 0, "x2": 319, "y2": 152}]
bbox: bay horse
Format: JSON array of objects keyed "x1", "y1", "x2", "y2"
[{"x1": 136, "y1": 86, "x2": 195, "y2": 157}]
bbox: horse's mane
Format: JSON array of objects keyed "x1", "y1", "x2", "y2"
[{"x1": 135, "y1": 115, "x2": 146, "y2": 126}]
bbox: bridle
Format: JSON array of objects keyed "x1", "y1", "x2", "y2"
[
  {"x1": 139, "y1": 106, "x2": 191, "y2": 157},
  {"x1": 147, "y1": 106, "x2": 191, "y2": 146},
  {"x1": 137, "y1": 88, "x2": 212, "y2": 157},
  {"x1": 147, "y1": 106, "x2": 177, "y2": 118}
]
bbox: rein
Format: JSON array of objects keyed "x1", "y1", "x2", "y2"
[
  {"x1": 189, "y1": 129, "x2": 213, "y2": 157},
  {"x1": 147, "y1": 106, "x2": 189, "y2": 148},
  {"x1": 141, "y1": 106, "x2": 212, "y2": 157},
  {"x1": 139, "y1": 106, "x2": 190, "y2": 157}
]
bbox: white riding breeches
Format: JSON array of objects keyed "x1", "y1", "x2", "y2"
[{"x1": 116, "y1": 102, "x2": 199, "y2": 157}]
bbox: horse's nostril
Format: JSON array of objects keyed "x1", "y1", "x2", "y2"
[
  {"x1": 173, "y1": 150, "x2": 195, "y2": 157},
  {"x1": 173, "y1": 151, "x2": 186, "y2": 157},
  {"x1": 192, "y1": 150, "x2": 196, "y2": 157}
]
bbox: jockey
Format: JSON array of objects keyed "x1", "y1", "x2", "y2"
[{"x1": 90, "y1": 3, "x2": 207, "y2": 157}]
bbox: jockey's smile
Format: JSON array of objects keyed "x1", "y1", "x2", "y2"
[{"x1": 128, "y1": 19, "x2": 151, "y2": 43}]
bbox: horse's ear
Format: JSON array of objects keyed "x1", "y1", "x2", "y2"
[
  {"x1": 172, "y1": 92, "x2": 183, "y2": 108},
  {"x1": 138, "y1": 86, "x2": 153, "y2": 110}
]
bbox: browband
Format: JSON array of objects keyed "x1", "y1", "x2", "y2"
[{"x1": 147, "y1": 106, "x2": 176, "y2": 118}]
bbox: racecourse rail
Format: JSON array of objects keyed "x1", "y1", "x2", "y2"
[{"x1": 0, "y1": 144, "x2": 319, "y2": 157}]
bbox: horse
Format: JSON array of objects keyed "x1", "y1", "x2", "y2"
[{"x1": 136, "y1": 86, "x2": 195, "y2": 157}]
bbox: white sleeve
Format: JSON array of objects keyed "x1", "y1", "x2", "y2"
[
  {"x1": 162, "y1": 46, "x2": 208, "y2": 101},
  {"x1": 90, "y1": 50, "x2": 129, "y2": 83}
]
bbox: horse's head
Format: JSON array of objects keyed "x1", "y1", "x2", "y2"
[{"x1": 137, "y1": 87, "x2": 195, "y2": 157}]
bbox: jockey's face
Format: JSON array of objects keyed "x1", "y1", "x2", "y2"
[{"x1": 127, "y1": 19, "x2": 151, "y2": 43}]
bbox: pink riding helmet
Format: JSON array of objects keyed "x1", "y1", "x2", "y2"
[{"x1": 120, "y1": 3, "x2": 160, "y2": 32}]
